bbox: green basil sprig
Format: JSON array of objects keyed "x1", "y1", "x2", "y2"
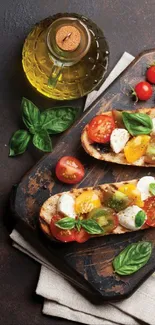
[
  {"x1": 55, "y1": 217, "x2": 76, "y2": 230},
  {"x1": 9, "y1": 130, "x2": 31, "y2": 156},
  {"x1": 55, "y1": 217, "x2": 104, "y2": 235},
  {"x1": 32, "y1": 130, "x2": 52, "y2": 152},
  {"x1": 40, "y1": 107, "x2": 77, "y2": 134},
  {"x1": 122, "y1": 112, "x2": 153, "y2": 136},
  {"x1": 135, "y1": 210, "x2": 146, "y2": 228},
  {"x1": 113, "y1": 241, "x2": 152, "y2": 276},
  {"x1": 22, "y1": 97, "x2": 41, "y2": 133},
  {"x1": 81, "y1": 219, "x2": 104, "y2": 235},
  {"x1": 149, "y1": 183, "x2": 155, "y2": 196},
  {"x1": 9, "y1": 98, "x2": 78, "y2": 156}
]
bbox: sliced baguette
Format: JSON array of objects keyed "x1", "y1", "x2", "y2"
[
  {"x1": 81, "y1": 108, "x2": 155, "y2": 167},
  {"x1": 39, "y1": 178, "x2": 149, "y2": 240}
]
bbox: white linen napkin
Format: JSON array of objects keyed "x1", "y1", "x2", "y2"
[
  {"x1": 11, "y1": 229, "x2": 138, "y2": 325},
  {"x1": 12, "y1": 52, "x2": 155, "y2": 325}
]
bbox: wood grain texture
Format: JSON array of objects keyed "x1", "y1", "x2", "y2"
[
  {"x1": 12, "y1": 49, "x2": 155, "y2": 300},
  {"x1": 1, "y1": 1, "x2": 155, "y2": 323}
]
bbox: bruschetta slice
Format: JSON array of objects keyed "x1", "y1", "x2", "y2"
[
  {"x1": 81, "y1": 108, "x2": 155, "y2": 167},
  {"x1": 40, "y1": 176, "x2": 155, "y2": 243}
]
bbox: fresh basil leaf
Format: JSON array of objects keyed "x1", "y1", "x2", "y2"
[
  {"x1": 135, "y1": 210, "x2": 146, "y2": 228},
  {"x1": 113, "y1": 241, "x2": 152, "y2": 275},
  {"x1": 55, "y1": 217, "x2": 76, "y2": 230},
  {"x1": 122, "y1": 112, "x2": 153, "y2": 136},
  {"x1": 149, "y1": 183, "x2": 155, "y2": 196},
  {"x1": 40, "y1": 107, "x2": 77, "y2": 134},
  {"x1": 9, "y1": 130, "x2": 31, "y2": 156},
  {"x1": 75, "y1": 219, "x2": 82, "y2": 232},
  {"x1": 81, "y1": 219, "x2": 104, "y2": 235},
  {"x1": 32, "y1": 130, "x2": 52, "y2": 152},
  {"x1": 22, "y1": 97, "x2": 41, "y2": 133}
]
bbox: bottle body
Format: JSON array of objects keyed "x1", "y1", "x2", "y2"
[{"x1": 22, "y1": 13, "x2": 109, "y2": 100}]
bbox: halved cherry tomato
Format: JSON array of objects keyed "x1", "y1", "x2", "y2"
[
  {"x1": 144, "y1": 197, "x2": 155, "y2": 227},
  {"x1": 50, "y1": 215, "x2": 90, "y2": 243},
  {"x1": 124, "y1": 135, "x2": 150, "y2": 163},
  {"x1": 74, "y1": 229, "x2": 90, "y2": 243},
  {"x1": 75, "y1": 190, "x2": 101, "y2": 214},
  {"x1": 118, "y1": 183, "x2": 144, "y2": 207},
  {"x1": 87, "y1": 115, "x2": 115, "y2": 143},
  {"x1": 133, "y1": 81, "x2": 153, "y2": 101},
  {"x1": 146, "y1": 66, "x2": 155, "y2": 84},
  {"x1": 56, "y1": 156, "x2": 85, "y2": 184},
  {"x1": 145, "y1": 134, "x2": 155, "y2": 164},
  {"x1": 50, "y1": 215, "x2": 75, "y2": 242},
  {"x1": 112, "y1": 110, "x2": 124, "y2": 128},
  {"x1": 88, "y1": 207, "x2": 118, "y2": 234}
]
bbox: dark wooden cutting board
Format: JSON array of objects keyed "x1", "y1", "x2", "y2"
[{"x1": 12, "y1": 49, "x2": 155, "y2": 300}]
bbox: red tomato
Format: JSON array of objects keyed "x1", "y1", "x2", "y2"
[
  {"x1": 74, "y1": 229, "x2": 90, "y2": 243},
  {"x1": 144, "y1": 197, "x2": 155, "y2": 227},
  {"x1": 146, "y1": 66, "x2": 155, "y2": 84},
  {"x1": 56, "y1": 156, "x2": 85, "y2": 184},
  {"x1": 87, "y1": 115, "x2": 115, "y2": 143},
  {"x1": 50, "y1": 215, "x2": 90, "y2": 243},
  {"x1": 134, "y1": 81, "x2": 153, "y2": 101},
  {"x1": 50, "y1": 215, "x2": 75, "y2": 242}
]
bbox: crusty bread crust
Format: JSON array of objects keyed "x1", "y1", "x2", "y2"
[
  {"x1": 39, "y1": 178, "x2": 148, "y2": 240},
  {"x1": 81, "y1": 108, "x2": 155, "y2": 167}
]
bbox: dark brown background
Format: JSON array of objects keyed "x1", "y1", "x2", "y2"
[{"x1": 1, "y1": 0, "x2": 155, "y2": 324}]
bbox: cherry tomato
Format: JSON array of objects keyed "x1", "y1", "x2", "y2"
[
  {"x1": 75, "y1": 229, "x2": 90, "y2": 243},
  {"x1": 75, "y1": 190, "x2": 101, "y2": 214},
  {"x1": 56, "y1": 156, "x2": 85, "y2": 184},
  {"x1": 88, "y1": 207, "x2": 118, "y2": 234},
  {"x1": 146, "y1": 66, "x2": 155, "y2": 84},
  {"x1": 118, "y1": 183, "x2": 144, "y2": 207},
  {"x1": 133, "y1": 81, "x2": 153, "y2": 101},
  {"x1": 144, "y1": 197, "x2": 155, "y2": 227},
  {"x1": 145, "y1": 135, "x2": 155, "y2": 164},
  {"x1": 87, "y1": 115, "x2": 115, "y2": 143},
  {"x1": 124, "y1": 135, "x2": 150, "y2": 163},
  {"x1": 50, "y1": 215, "x2": 75, "y2": 242}
]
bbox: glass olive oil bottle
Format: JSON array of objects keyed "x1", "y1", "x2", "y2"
[{"x1": 22, "y1": 13, "x2": 109, "y2": 100}]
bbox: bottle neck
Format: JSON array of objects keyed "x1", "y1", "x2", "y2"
[{"x1": 46, "y1": 17, "x2": 91, "y2": 66}]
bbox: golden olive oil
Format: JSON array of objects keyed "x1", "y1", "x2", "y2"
[{"x1": 22, "y1": 13, "x2": 109, "y2": 100}]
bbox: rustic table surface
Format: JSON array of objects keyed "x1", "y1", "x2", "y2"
[{"x1": 1, "y1": 0, "x2": 155, "y2": 324}]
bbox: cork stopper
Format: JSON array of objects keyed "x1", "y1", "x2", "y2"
[{"x1": 56, "y1": 25, "x2": 81, "y2": 51}]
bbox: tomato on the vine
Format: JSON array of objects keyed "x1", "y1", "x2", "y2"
[
  {"x1": 146, "y1": 66, "x2": 155, "y2": 84},
  {"x1": 56, "y1": 156, "x2": 85, "y2": 184},
  {"x1": 132, "y1": 81, "x2": 153, "y2": 101}
]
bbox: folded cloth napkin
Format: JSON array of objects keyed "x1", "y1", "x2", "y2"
[
  {"x1": 11, "y1": 229, "x2": 139, "y2": 325},
  {"x1": 11, "y1": 52, "x2": 155, "y2": 325}
]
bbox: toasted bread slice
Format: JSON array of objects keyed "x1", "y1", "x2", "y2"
[
  {"x1": 81, "y1": 108, "x2": 155, "y2": 167},
  {"x1": 39, "y1": 178, "x2": 149, "y2": 241}
]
